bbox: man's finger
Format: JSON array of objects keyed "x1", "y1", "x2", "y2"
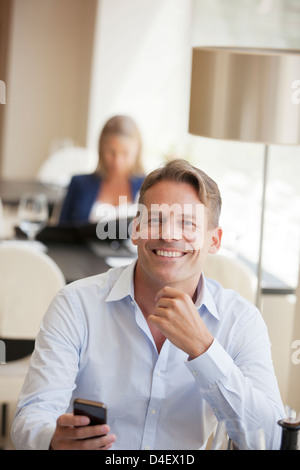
[
  {"x1": 57, "y1": 413, "x2": 90, "y2": 428},
  {"x1": 155, "y1": 286, "x2": 180, "y2": 302},
  {"x1": 70, "y1": 424, "x2": 110, "y2": 441},
  {"x1": 155, "y1": 296, "x2": 172, "y2": 309}
]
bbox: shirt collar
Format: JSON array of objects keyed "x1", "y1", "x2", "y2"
[
  {"x1": 195, "y1": 273, "x2": 220, "y2": 320},
  {"x1": 105, "y1": 260, "x2": 136, "y2": 302},
  {"x1": 105, "y1": 261, "x2": 219, "y2": 321}
]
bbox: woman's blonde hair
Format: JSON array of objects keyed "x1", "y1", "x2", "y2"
[
  {"x1": 95, "y1": 115, "x2": 144, "y2": 176},
  {"x1": 138, "y1": 158, "x2": 222, "y2": 228}
]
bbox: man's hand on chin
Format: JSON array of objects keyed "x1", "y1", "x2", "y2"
[{"x1": 149, "y1": 286, "x2": 214, "y2": 359}]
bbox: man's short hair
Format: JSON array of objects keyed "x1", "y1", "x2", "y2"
[{"x1": 138, "y1": 159, "x2": 222, "y2": 228}]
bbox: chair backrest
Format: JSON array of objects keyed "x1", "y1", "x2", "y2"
[
  {"x1": 37, "y1": 146, "x2": 98, "y2": 187},
  {"x1": 203, "y1": 252, "x2": 257, "y2": 304},
  {"x1": 0, "y1": 244, "x2": 65, "y2": 339}
]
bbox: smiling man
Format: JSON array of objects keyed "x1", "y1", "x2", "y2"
[
  {"x1": 131, "y1": 170, "x2": 221, "y2": 358},
  {"x1": 12, "y1": 159, "x2": 285, "y2": 450}
]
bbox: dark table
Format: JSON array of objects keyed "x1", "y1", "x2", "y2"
[
  {"x1": 45, "y1": 240, "x2": 136, "y2": 284},
  {"x1": 46, "y1": 242, "x2": 111, "y2": 283}
]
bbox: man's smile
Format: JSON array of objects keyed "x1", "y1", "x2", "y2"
[{"x1": 151, "y1": 248, "x2": 189, "y2": 258}]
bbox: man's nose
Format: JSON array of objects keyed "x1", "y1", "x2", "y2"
[{"x1": 161, "y1": 219, "x2": 182, "y2": 241}]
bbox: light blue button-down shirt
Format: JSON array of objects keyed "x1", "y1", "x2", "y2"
[{"x1": 12, "y1": 261, "x2": 285, "y2": 450}]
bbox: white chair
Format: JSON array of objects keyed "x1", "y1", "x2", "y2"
[
  {"x1": 37, "y1": 146, "x2": 98, "y2": 188},
  {"x1": 0, "y1": 244, "x2": 65, "y2": 448},
  {"x1": 203, "y1": 252, "x2": 257, "y2": 304}
]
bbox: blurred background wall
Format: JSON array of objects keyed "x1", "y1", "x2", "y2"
[{"x1": 0, "y1": 0, "x2": 97, "y2": 178}]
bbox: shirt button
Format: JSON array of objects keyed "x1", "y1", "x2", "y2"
[
  {"x1": 131, "y1": 300, "x2": 135, "y2": 306},
  {"x1": 144, "y1": 445, "x2": 150, "y2": 450},
  {"x1": 151, "y1": 408, "x2": 156, "y2": 414},
  {"x1": 156, "y1": 370, "x2": 161, "y2": 377},
  {"x1": 192, "y1": 371, "x2": 198, "y2": 376}
]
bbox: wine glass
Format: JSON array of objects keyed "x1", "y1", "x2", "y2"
[{"x1": 18, "y1": 193, "x2": 48, "y2": 241}]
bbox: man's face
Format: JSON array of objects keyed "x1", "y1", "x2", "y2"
[{"x1": 131, "y1": 180, "x2": 222, "y2": 287}]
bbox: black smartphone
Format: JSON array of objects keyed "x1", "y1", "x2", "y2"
[{"x1": 73, "y1": 398, "x2": 107, "y2": 426}]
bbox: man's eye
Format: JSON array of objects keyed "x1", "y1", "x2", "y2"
[
  {"x1": 182, "y1": 219, "x2": 195, "y2": 227},
  {"x1": 148, "y1": 217, "x2": 161, "y2": 225}
]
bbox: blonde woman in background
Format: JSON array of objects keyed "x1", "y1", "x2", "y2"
[{"x1": 59, "y1": 115, "x2": 145, "y2": 224}]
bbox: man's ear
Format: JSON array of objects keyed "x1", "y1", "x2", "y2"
[
  {"x1": 130, "y1": 216, "x2": 140, "y2": 246},
  {"x1": 208, "y1": 227, "x2": 222, "y2": 254}
]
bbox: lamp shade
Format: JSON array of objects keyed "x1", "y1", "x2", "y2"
[{"x1": 189, "y1": 47, "x2": 300, "y2": 145}]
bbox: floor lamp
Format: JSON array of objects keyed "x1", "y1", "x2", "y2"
[{"x1": 189, "y1": 47, "x2": 300, "y2": 308}]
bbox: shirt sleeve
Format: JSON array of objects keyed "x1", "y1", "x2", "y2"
[
  {"x1": 11, "y1": 288, "x2": 84, "y2": 450},
  {"x1": 185, "y1": 308, "x2": 285, "y2": 450}
]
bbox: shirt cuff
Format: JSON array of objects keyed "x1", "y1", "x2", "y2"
[{"x1": 185, "y1": 338, "x2": 233, "y2": 386}]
